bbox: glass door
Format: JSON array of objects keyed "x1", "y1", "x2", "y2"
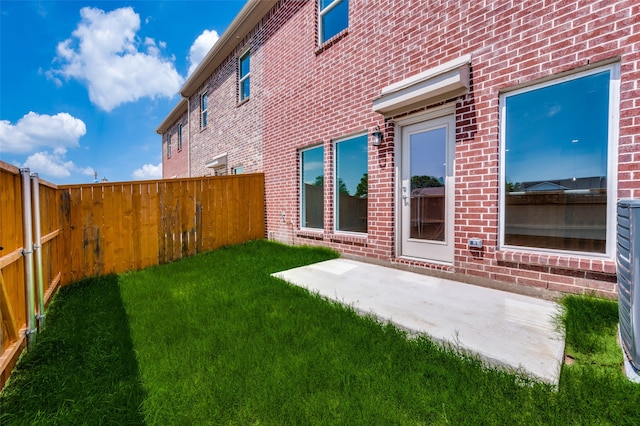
[{"x1": 400, "y1": 115, "x2": 455, "y2": 263}]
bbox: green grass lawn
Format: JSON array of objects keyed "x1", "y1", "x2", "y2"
[{"x1": 1, "y1": 240, "x2": 639, "y2": 424}]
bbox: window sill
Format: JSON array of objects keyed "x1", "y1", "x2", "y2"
[
  {"x1": 495, "y1": 249, "x2": 616, "y2": 282},
  {"x1": 297, "y1": 229, "x2": 324, "y2": 240},
  {"x1": 327, "y1": 232, "x2": 368, "y2": 245},
  {"x1": 237, "y1": 97, "x2": 250, "y2": 107},
  {"x1": 315, "y1": 29, "x2": 348, "y2": 55}
]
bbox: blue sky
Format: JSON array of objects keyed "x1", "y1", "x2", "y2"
[{"x1": 0, "y1": 0, "x2": 246, "y2": 184}]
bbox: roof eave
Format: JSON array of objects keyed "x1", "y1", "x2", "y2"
[
  {"x1": 180, "y1": 0, "x2": 276, "y2": 98},
  {"x1": 156, "y1": 98, "x2": 188, "y2": 134}
]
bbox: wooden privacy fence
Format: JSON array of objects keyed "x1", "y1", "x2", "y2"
[
  {"x1": 59, "y1": 174, "x2": 265, "y2": 283},
  {"x1": 0, "y1": 161, "x2": 265, "y2": 388}
]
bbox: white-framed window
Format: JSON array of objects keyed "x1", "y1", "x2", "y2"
[
  {"x1": 238, "y1": 51, "x2": 250, "y2": 102},
  {"x1": 166, "y1": 133, "x2": 172, "y2": 158},
  {"x1": 318, "y1": 0, "x2": 348, "y2": 44},
  {"x1": 232, "y1": 166, "x2": 244, "y2": 175},
  {"x1": 500, "y1": 63, "x2": 619, "y2": 256},
  {"x1": 300, "y1": 145, "x2": 324, "y2": 229},
  {"x1": 334, "y1": 133, "x2": 368, "y2": 233},
  {"x1": 201, "y1": 92, "x2": 208, "y2": 128},
  {"x1": 177, "y1": 124, "x2": 183, "y2": 151}
]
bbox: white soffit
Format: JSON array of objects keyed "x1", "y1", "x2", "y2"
[
  {"x1": 372, "y1": 54, "x2": 471, "y2": 115},
  {"x1": 205, "y1": 153, "x2": 228, "y2": 168}
]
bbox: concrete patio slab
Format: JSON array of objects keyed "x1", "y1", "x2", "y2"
[{"x1": 273, "y1": 258, "x2": 565, "y2": 385}]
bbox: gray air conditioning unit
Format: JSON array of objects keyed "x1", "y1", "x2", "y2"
[{"x1": 617, "y1": 199, "x2": 640, "y2": 377}]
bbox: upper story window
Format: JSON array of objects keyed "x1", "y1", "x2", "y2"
[
  {"x1": 201, "y1": 92, "x2": 208, "y2": 128},
  {"x1": 177, "y1": 124, "x2": 183, "y2": 151},
  {"x1": 335, "y1": 134, "x2": 368, "y2": 233},
  {"x1": 300, "y1": 145, "x2": 324, "y2": 230},
  {"x1": 500, "y1": 64, "x2": 619, "y2": 256},
  {"x1": 166, "y1": 133, "x2": 172, "y2": 158},
  {"x1": 319, "y1": 0, "x2": 348, "y2": 44},
  {"x1": 238, "y1": 51, "x2": 250, "y2": 102}
]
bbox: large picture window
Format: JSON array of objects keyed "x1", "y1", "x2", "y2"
[
  {"x1": 335, "y1": 134, "x2": 368, "y2": 233},
  {"x1": 501, "y1": 65, "x2": 617, "y2": 254},
  {"x1": 319, "y1": 0, "x2": 348, "y2": 44},
  {"x1": 301, "y1": 145, "x2": 324, "y2": 229}
]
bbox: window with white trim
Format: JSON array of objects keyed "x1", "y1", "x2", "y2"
[
  {"x1": 166, "y1": 133, "x2": 172, "y2": 158},
  {"x1": 201, "y1": 92, "x2": 208, "y2": 128},
  {"x1": 177, "y1": 124, "x2": 183, "y2": 151},
  {"x1": 300, "y1": 145, "x2": 324, "y2": 229},
  {"x1": 238, "y1": 51, "x2": 250, "y2": 102},
  {"x1": 335, "y1": 134, "x2": 368, "y2": 233},
  {"x1": 501, "y1": 64, "x2": 618, "y2": 255},
  {"x1": 319, "y1": 0, "x2": 348, "y2": 44}
]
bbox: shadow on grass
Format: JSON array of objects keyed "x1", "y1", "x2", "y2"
[{"x1": 0, "y1": 274, "x2": 146, "y2": 425}]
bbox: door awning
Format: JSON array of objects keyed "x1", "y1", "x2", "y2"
[
  {"x1": 205, "y1": 153, "x2": 228, "y2": 168},
  {"x1": 372, "y1": 54, "x2": 471, "y2": 115}
]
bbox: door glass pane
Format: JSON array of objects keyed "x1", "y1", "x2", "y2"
[{"x1": 410, "y1": 127, "x2": 446, "y2": 241}]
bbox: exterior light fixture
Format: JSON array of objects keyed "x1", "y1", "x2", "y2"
[{"x1": 372, "y1": 125, "x2": 384, "y2": 146}]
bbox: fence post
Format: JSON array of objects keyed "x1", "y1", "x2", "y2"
[
  {"x1": 20, "y1": 168, "x2": 37, "y2": 347},
  {"x1": 31, "y1": 173, "x2": 45, "y2": 329}
]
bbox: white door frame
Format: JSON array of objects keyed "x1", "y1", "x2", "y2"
[{"x1": 394, "y1": 104, "x2": 456, "y2": 263}]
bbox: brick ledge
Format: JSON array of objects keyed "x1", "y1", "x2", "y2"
[{"x1": 495, "y1": 249, "x2": 617, "y2": 282}]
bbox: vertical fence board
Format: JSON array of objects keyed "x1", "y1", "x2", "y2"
[
  {"x1": 132, "y1": 184, "x2": 142, "y2": 271},
  {"x1": 81, "y1": 187, "x2": 96, "y2": 277},
  {"x1": 69, "y1": 188, "x2": 83, "y2": 283},
  {"x1": 113, "y1": 185, "x2": 126, "y2": 272},
  {"x1": 215, "y1": 178, "x2": 228, "y2": 248},
  {"x1": 194, "y1": 180, "x2": 204, "y2": 254},
  {"x1": 124, "y1": 184, "x2": 136, "y2": 273},
  {"x1": 139, "y1": 183, "x2": 157, "y2": 269},
  {"x1": 59, "y1": 189, "x2": 71, "y2": 285},
  {"x1": 157, "y1": 181, "x2": 167, "y2": 264},
  {"x1": 200, "y1": 179, "x2": 212, "y2": 250},
  {"x1": 102, "y1": 186, "x2": 116, "y2": 274},
  {"x1": 92, "y1": 186, "x2": 105, "y2": 276}
]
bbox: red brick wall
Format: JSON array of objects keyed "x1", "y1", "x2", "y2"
[
  {"x1": 187, "y1": 28, "x2": 264, "y2": 177},
  {"x1": 261, "y1": 0, "x2": 640, "y2": 296},
  {"x1": 162, "y1": 115, "x2": 189, "y2": 178}
]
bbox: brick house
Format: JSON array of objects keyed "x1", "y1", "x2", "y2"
[{"x1": 158, "y1": 0, "x2": 640, "y2": 297}]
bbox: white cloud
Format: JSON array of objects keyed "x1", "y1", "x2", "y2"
[
  {"x1": 22, "y1": 150, "x2": 94, "y2": 179},
  {"x1": 188, "y1": 29, "x2": 219, "y2": 76},
  {"x1": 0, "y1": 112, "x2": 86, "y2": 154},
  {"x1": 48, "y1": 7, "x2": 184, "y2": 112},
  {"x1": 132, "y1": 162, "x2": 162, "y2": 180}
]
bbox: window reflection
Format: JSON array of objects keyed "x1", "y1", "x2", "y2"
[
  {"x1": 301, "y1": 146, "x2": 324, "y2": 229},
  {"x1": 410, "y1": 128, "x2": 446, "y2": 241},
  {"x1": 503, "y1": 70, "x2": 611, "y2": 253},
  {"x1": 335, "y1": 134, "x2": 367, "y2": 233}
]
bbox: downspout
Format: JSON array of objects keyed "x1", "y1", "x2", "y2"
[
  {"x1": 20, "y1": 168, "x2": 36, "y2": 347},
  {"x1": 187, "y1": 98, "x2": 191, "y2": 177},
  {"x1": 30, "y1": 173, "x2": 45, "y2": 329}
]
